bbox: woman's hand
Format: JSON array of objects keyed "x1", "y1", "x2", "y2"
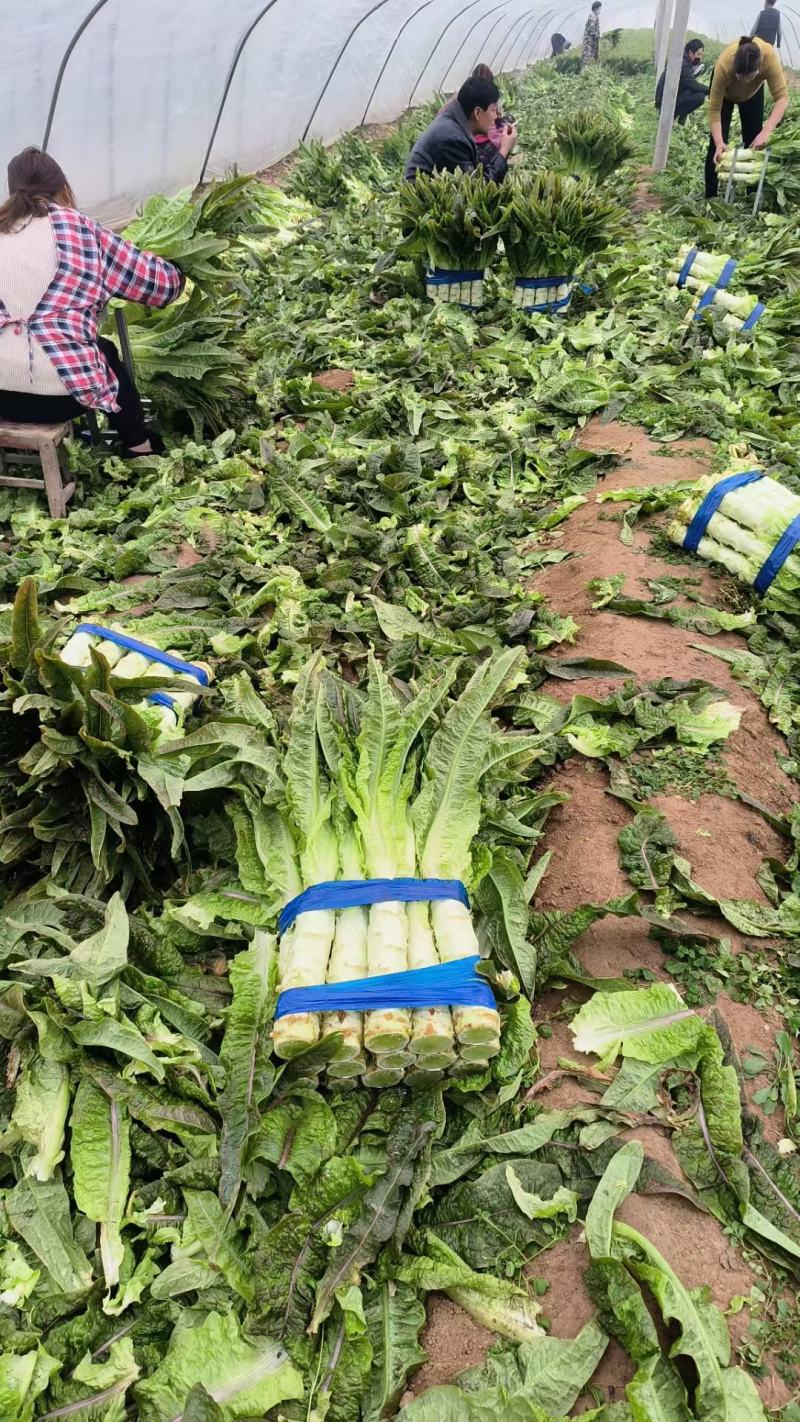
[
  {"x1": 714, "y1": 141, "x2": 728, "y2": 164},
  {"x1": 751, "y1": 129, "x2": 769, "y2": 149}
]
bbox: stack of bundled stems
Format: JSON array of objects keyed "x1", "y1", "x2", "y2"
[
  {"x1": 501, "y1": 171, "x2": 623, "y2": 308},
  {"x1": 669, "y1": 467, "x2": 800, "y2": 613},
  {"x1": 684, "y1": 286, "x2": 761, "y2": 333},
  {"x1": 395, "y1": 169, "x2": 504, "y2": 304},
  {"x1": 270, "y1": 652, "x2": 523, "y2": 1085},
  {"x1": 60, "y1": 626, "x2": 210, "y2": 739},
  {"x1": 550, "y1": 108, "x2": 635, "y2": 182},
  {"x1": 718, "y1": 148, "x2": 767, "y2": 185},
  {"x1": 667, "y1": 245, "x2": 733, "y2": 292}
]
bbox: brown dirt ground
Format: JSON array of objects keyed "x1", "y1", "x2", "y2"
[
  {"x1": 407, "y1": 421, "x2": 795, "y2": 1412},
  {"x1": 312, "y1": 368, "x2": 356, "y2": 392}
]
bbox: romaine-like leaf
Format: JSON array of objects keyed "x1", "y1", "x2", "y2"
[
  {"x1": 70, "y1": 1078, "x2": 131, "y2": 1290},
  {"x1": 134, "y1": 1310, "x2": 303, "y2": 1421},
  {"x1": 571, "y1": 984, "x2": 701, "y2": 1065}
]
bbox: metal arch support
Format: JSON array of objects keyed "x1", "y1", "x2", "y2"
[
  {"x1": 505, "y1": 8, "x2": 548, "y2": 69},
  {"x1": 522, "y1": 4, "x2": 577, "y2": 66},
  {"x1": 517, "y1": 8, "x2": 557, "y2": 67},
  {"x1": 441, "y1": 0, "x2": 518, "y2": 89},
  {"x1": 491, "y1": 5, "x2": 537, "y2": 71},
  {"x1": 198, "y1": 0, "x2": 283, "y2": 186},
  {"x1": 486, "y1": 4, "x2": 533, "y2": 72},
  {"x1": 42, "y1": 0, "x2": 112, "y2": 152},
  {"x1": 528, "y1": 2, "x2": 585, "y2": 62},
  {"x1": 302, "y1": 0, "x2": 395, "y2": 143},
  {"x1": 777, "y1": 4, "x2": 800, "y2": 67},
  {"x1": 361, "y1": 0, "x2": 439, "y2": 126},
  {"x1": 409, "y1": 0, "x2": 486, "y2": 107}
]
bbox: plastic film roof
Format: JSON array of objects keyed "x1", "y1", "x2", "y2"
[{"x1": 0, "y1": 0, "x2": 764, "y2": 224}]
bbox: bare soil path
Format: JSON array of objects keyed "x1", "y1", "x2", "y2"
[{"x1": 407, "y1": 420, "x2": 794, "y2": 1414}]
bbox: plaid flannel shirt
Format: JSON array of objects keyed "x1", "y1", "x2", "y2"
[{"x1": 0, "y1": 206, "x2": 182, "y2": 412}]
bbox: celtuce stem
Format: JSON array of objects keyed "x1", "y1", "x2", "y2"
[{"x1": 430, "y1": 899, "x2": 501, "y2": 1045}]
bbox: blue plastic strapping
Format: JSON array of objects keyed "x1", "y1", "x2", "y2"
[
  {"x1": 683, "y1": 471, "x2": 763, "y2": 553},
  {"x1": 741, "y1": 301, "x2": 766, "y2": 331},
  {"x1": 75, "y1": 623, "x2": 209, "y2": 685},
  {"x1": 716, "y1": 258, "x2": 737, "y2": 290},
  {"x1": 426, "y1": 268, "x2": 484, "y2": 284},
  {"x1": 515, "y1": 275, "x2": 570, "y2": 288},
  {"x1": 676, "y1": 248, "x2": 697, "y2": 288},
  {"x1": 279, "y1": 876, "x2": 469, "y2": 936},
  {"x1": 579, "y1": 282, "x2": 595, "y2": 295},
  {"x1": 753, "y1": 512, "x2": 800, "y2": 594},
  {"x1": 693, "y1": 284, "x2": 718, "y2": 318},
  {"x1": 275, "y1": 955, "x2": 495, "y2": 1019},
  {"x1": 149, "y1": 692, "x2": 176, "y2": 710}
]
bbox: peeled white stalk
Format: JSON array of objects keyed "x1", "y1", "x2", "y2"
[
  {"x1": 407, "y1": 900, "x2": 454, "y2": 1057},
  {"x1": 114, "y1": 650, "x2": 154, "y2": 679},
  {"x1": 363, "y1": 899, "x2": 411, "y2": 1052},
  {"x1": 459, "y1": 1038, "x2": 501, "y2": 1062},
  {"x1": 273, "y1": 907, "x2": 335, "y2": 1057},
  {"x1": 322, "y1": 833, "x2": 367, "y2": 1061},
  {"x1": 60, "y1": 631, "x2": 96, "y2": 667},
  {"x1": 430, "y1": 898, "x2": 500, "y2": 1045},
  {"x1": 327, "y1": 1056, "x2": 365, "y2": 1080},
  {"x1": 413, "y1": 1050, "x2": 456, "y2": 1070},
  {"x1": 373, "y1": 1049, "x2": 415, "y2": 1070},
  {"x1": 667, "y1": 523, "x2": 759, "y2": 581},
  {"x1": 362, "y1": 1063, "x2": 404, "y2": 1088}
]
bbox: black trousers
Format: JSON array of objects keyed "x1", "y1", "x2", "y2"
[
  {"x1": 705, "y1": 88, "x2": 764, "y2": 197},
  {"x1": 0, "y1": 336, "x2": 149, "y2": 447},
  {"x1": 675, "y1": 91, "x2": 706, "y2": 124}
]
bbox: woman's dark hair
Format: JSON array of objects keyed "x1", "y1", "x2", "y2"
[
  {"x1": 734, "y1": 36, "x2": 761, "y2": 77},
  {"x1": 457, "y1": 75, "x2": 501, "y2": 117},
  {"x1": 471, "y1": 63, "x2": 494, "y2": 83},
  {"x1": 591, "y1": 3, "x2": 602, "y2": 12},
  {"x1": 685, "y1": 38, "x2": 704, "y2": 55},
  {"x1": 0, "y1": 147, "x2": 75, "y2": 235}
]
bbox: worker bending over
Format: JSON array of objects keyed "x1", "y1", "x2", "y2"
[
  {"x1": 706, "y1": 35, "x2": 788, "y2": 197},
  {"x1": 0, "y1": 148, "x2": 182, "y2": 455},
  {"x1": 404, "y1": 75, "x2": 517, "y2": 182}
]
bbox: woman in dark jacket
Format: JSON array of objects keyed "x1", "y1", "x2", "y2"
[{"x1": 656, "y1": 39, "x2": 708, "y2": 124}]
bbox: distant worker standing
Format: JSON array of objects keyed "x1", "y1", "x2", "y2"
[
  {"x1": 706, "y1": 35, "x2": 788, "y2": 197},
  {"x1": 751, "y1": 0, "x2": 782, "y2": 47},
  {"x1": 582, "y1": 3, "x2": 602, "y2": 66},
  {"x1": 656, "y1": 39, "x2": 708, "y2": 125}
]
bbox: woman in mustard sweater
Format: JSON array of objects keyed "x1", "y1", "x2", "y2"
[{"x1": 705, "y1": 35, "x2": 788, "y2": 197}]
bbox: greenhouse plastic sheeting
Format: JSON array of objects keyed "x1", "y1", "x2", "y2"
[{"x1": 3, "y1": 0, "x2": 730, "y2": 224}]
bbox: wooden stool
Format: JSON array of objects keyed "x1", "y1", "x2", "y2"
[{"x1": 0, "y1": 421, "x2": 76, "y2": 518}]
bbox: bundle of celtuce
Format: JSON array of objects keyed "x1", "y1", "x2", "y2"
[
  {"x1": 394, "y1": 169, "x2": 505, "y2": 305},
  {"x1": 270, "y1": 651, "x2": 527, "y2": 1085},
  {"x1": 550, "y1": 106, "x2": 636, "y2": 181},
  {"x1": 718, "y1": 146, "x2": 768, "y2": 185},
  {"x1": 60, "y1": 625, "x2": 211, "y2": 740},
  {"x1": 684, "y1": 285, "x2": 763, "y2": 334},
  {"x1": 669, "y1": 467, "x2": 800, "y2": 614},
  {"x1": 666, "y1": 244, "x2": 734, "y2": 292},
  {"x1": 501, "y1": 170, "x2": 624, "y2": 310}
]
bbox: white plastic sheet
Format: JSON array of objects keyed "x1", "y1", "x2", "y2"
[{"x1": 0, "y1": 0, "x2": 773, "y2": 224}]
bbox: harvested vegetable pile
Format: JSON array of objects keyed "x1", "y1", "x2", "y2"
[{"x1": 1, "y1": 40, "x2": 800, "y2": 1422}]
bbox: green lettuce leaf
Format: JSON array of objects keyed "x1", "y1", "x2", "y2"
[{"x1": 134, "y1": 1309, "x2": 304, "y2": 1421}]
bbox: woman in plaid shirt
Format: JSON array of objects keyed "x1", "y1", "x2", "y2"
[{"x1": 0, "y1": 148, "x2": 183, "y2": 455}]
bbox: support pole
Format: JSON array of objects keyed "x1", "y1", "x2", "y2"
[
  {"x1": 653, "y1": 0, "x2": 671, "y2": 83},
  {"x1": 652, "y1": 0, "x2": 691, "y2": 172}
]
